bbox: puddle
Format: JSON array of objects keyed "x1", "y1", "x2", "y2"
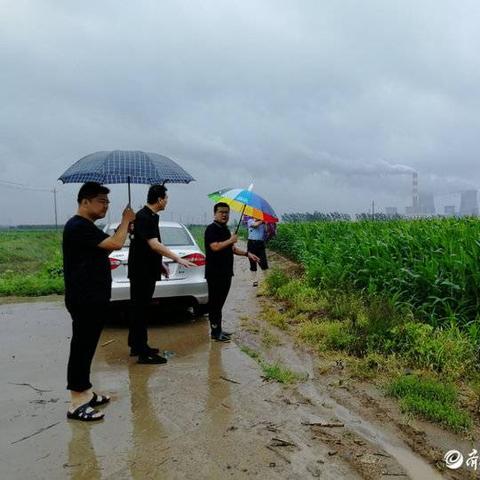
[{"x1": 299, "y1": 380, "x2": 444, "y2": 480}]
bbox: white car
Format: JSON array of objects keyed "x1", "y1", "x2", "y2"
[{"x1": 105, "y1": 221, "x2": 208, "y2": 315}]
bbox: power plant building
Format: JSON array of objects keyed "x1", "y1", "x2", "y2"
[
  {"x1": 418, "y1": 193, "x2": 435, "y2": 215},
  {"x1": 444, "y1": 205, "x2": 456, "y2": 216},
  {"x1": 459, "y1": 190, "x2": 479, "y2": 216},
  {"x1": 385, "y1": 207, "x2": 398, "y2": 215}
]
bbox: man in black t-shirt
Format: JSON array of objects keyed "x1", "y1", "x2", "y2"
[
  {"x1": 128, "y1": 184, "x2": 196, "y2": 364},
  {"x1": 205, "y1": 203, "x2": 259, "y2": 342},
  {"x1": 63, "y1": 182, "x2": 135, "y2": 421}
]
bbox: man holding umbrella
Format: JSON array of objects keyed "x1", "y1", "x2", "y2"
[
  {"x1": 128, "y1": 184, "x2": 196, "y2": 363},
  {"x1": 204, "y1": 202, "x2": 260, "y2": 342},
  {"x1": 64, "y1": 182, "x2": 135, "y2": 421}
]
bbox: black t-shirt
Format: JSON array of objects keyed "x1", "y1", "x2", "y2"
[
  {"x1": 128, "y1": 206, "x2": 163, "y2": 280},
  {"x1": 63, "y1": 215, "x2": 111, "y2": 309},
  {"x1": 204, "y1": 222, "x2": 234, "y2": 279}
]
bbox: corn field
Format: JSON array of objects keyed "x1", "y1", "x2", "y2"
[{"x1": 269, "y1": 218, "x2": 480, "y2": 327}]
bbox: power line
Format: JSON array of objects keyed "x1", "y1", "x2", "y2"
[
  {"x1": 0, "y1": 179, "x2": 53, "y2": 193},
  {"x1": 0, "y1": 179, "x2": 61, "y2": 228}
]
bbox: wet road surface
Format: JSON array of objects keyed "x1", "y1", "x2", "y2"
[{"x1": 0, "y1": 254, "x2": 448, "y2": 479}]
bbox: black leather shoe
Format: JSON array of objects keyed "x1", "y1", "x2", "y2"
[
  {"x1": 211, "y1": 333, "x2": 231, "y2": 342},
  {"x1": 130, "y1": 346, "x2": 160, "y2": 357},
  {"x1": 222, "y1": 331, "x2": 233, "y2": 337},
  {"x1": 137, "y1": 353, "x2": 168, "y2": 364}
]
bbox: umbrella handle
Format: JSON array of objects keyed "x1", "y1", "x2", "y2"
[
  {"x1": 235, "y1": 204, "x2": 247, "y2": 234},
  {"x1": 127, "y1": 176, "x2": 131, "y2": 207}
]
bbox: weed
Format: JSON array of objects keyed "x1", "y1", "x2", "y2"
[
  {"x1": 297, "y1": 320, "x2": 356, "y2": 352},
  {"x1": 240, "y1": 345, "x2": 261, "y2": 360},
  {"x1": 261, "y1": 328, "x2": 281, "y2": 347},
  {"x1": 350, "y1": 353, "x2": 399, "y2": 380},
  {"x1": 239, "y1": 345, "x2": 306, "y2": 384},
  {"x1": 382, "y1": 322, "x2": 475, "y2": 379},
  {"x1": 264, "y1": 269, "x2": 290, "y2": 295},
  {"x1": 387, "y1": 374, "x2": 471, "y2": 432},
  {"x1": 260, "y1": 361, "x2": 308, "y2": 384},
  {"x1": 261, "y1": 307, "x2": 290, "y2": 330}
]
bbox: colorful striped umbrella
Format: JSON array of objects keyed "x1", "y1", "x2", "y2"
[{"x1": 208, "y1": 184, "x2": 278, "y2": 232}]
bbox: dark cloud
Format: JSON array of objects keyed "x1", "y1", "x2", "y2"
[{"x1": 1, "y1": 0, "x2": 480, "y2": 223}]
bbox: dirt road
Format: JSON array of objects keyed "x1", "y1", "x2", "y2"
[{"x1": 0, "y1": 252, "x2": 465, "y2": 479}]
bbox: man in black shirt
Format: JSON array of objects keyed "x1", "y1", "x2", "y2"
[
  {"x1": 63, "y1": 182, "x2": 135, "y2": 421},
  {"x1": 205, "y1": 202, "x2": 259, "y2": 342},
  {"x1": 128, "y1": 184, "x2": 196, "y2": 364}
]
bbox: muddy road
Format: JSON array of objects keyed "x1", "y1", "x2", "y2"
[{"x1": 0, "y1": 252, "x2": 469, "y2": 479}]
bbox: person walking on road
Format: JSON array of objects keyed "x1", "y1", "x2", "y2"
[
  {"x1": 63, "y1": 182, "x2": 135, "y2": 421},
  {"x1": 128, "y1": 184, "x2": 196, "y2": 364},
  {"x1": 204, "y1": 203, "x2": 260, "y2": 342},
  {"x1": 246, "y1": 217, "x2": 269, "y2": 287}
]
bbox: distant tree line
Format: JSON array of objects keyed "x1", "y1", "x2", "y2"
[
  {"x1": 355, "y1": 213, "x2": 405, "y2": 221},
  {"x1": 281, "y1": 212, "x2": 410, "y2": 223},
  {"x1": 282, "y1": 212, "x2": 351, "y2": 222},
  {"x1": 0, "y1": 224, "x2": 60, "y2": 230}
]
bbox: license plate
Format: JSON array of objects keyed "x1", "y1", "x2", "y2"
[{"x1": 177, "y1": 265, "x2": 186, "y2": 275}]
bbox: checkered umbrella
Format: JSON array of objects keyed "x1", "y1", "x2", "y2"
[{"x1": 58, "y1": 150, "x2": 195, "y2": 203}]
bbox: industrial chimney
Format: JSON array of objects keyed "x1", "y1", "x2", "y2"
[{"x1": 412, "y1": 172, "x2": 419, "y2": 214}]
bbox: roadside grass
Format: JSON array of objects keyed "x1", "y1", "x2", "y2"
[
  {"x1": 260, "y1": 328, "x2": 281, "y2": 348},
  {"x1": 0, "y1": 230, "x2": 63, "y2": 297},
  {"x1": 262, "y1": 267, "x2": 479, "y2": 431},
  {"x1": 261, "y1": 306, "x2": 290, "y2": 330},
  {"x1": 240, "y1": 345, "x2": 261, "y2": 360},
  {"x1": 239, "y1": 345, "x2": 307, "y2": 384},
  {"x1": 349, "y1": 353, "x2": 401, "y2": 380},
  {"x1": 0, "y1": 230, "x2": 62, "y2": 274},
  {"x1": 387, "y1": 374, "x2": 472, "y2": 432},
  {"x1": 0, "y1": 272, "x2": 64, "y2": 297},
  {"x1": 264, "y1": 268, "x2": 477, "y2": 381},
  {"x1": 297, "y1": 320, "x2": 357, "y2": 353},
  {"x1": 261, "y1": 361, "x2": 308, "y2": 384}
]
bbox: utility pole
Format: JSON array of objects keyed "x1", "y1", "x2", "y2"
[{"x1": 53, "y1": 187, "x2": 58, "y2": 230}]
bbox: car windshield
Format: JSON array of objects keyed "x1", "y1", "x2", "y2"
[{"x1": 107, "y1": 226, "x2": 194, "y2": 247}]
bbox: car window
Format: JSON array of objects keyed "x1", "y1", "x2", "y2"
[
  {"x1": 106, "y1": 226, "x2": 193, "y2": 247},
  {"x1": 160, "y1": 226, "x2": 194, "y2": 246}
]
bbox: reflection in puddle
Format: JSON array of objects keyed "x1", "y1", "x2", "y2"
[
  {"x1": 128, "y1": 361, "x2": 168, "y2": 479},
  {"x1": 67, "y1": 423, "x2": 102, "y2": 480},
  {"x1": 203, "y1": 343, "x2": 234, "y2": 466}
]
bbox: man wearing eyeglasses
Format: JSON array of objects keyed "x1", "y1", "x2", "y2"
[
  {"x1": 63, "y1": 182, "x2": 135, "y2": 421},
  {"x1": 204, "y1": 203, "x2": 259, "y2": 342}
]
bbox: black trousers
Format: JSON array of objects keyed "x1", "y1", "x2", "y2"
[
  {"x1": 67, "y1": 304, "x2": 108, "y2": 392},
  {"x1": 128, "y1": 276, "x2": 156, "y2": 353},
  {"x1": 247, "y1": 239, "x2": 268, "y2": 271},
  {"x1": 207, "y1": 276, "x2": 232, "y2": 335}
]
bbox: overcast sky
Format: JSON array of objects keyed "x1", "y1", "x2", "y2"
[{"x1": 1, "y1": 0, "x2": 480, "y2": 224}]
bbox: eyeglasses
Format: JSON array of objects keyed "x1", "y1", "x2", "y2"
[{"x1": 93, "y1": 198, "x2": 110, "y2": 205}]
